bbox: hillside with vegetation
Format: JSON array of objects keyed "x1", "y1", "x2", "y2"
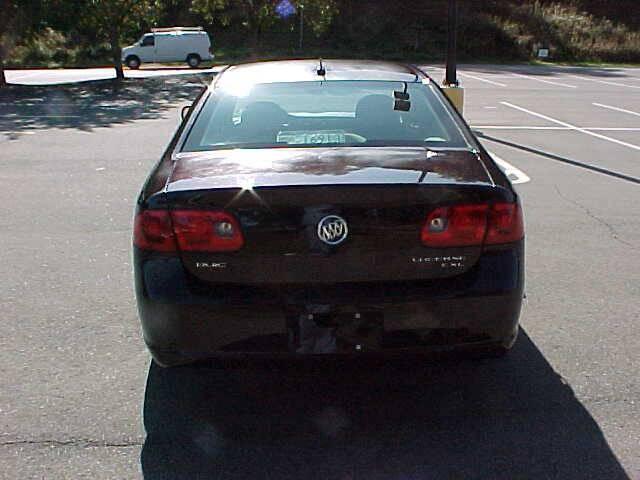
[{"x1": 2, "y1": 0, "x2": 640, "y2": 75}]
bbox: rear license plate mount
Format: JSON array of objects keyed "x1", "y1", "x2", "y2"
[{"x1": 287, "y1": 309, "x2": 383, "y2": 354}]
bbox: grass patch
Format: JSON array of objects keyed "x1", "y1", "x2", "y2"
[{"x1": 488, "y1": 1, "x2": 640, "y2": 63}]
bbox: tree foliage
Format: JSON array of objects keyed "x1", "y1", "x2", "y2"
[
  {"x1": 77, "y1": 0, "x2": 158, "y2": 79},
  {"x1": 0, "y1": 0, "x2": 45, "y2": 85},
  {"x1": 3, "y1": 0, "x2": 640, "y2": 82},
  {"x1": 296, "y1": 0, "x2": 337, "y2": 36},
  {"x1": 190, "y1": 0, "x2": 337, "y2": 53},
  {"x1": 191, "y1": 0, "x2": 277, "y2": 52}
]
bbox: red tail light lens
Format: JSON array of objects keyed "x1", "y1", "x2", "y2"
[
  {"x1": 134, "y1": 210, "x2": 177, "y2": 252},
  {"x1": 421, "y1": 202, "x2": 524, "y2": 247},
  {"x1": 170, "y1": 210, "x2": 244, "y2": 252},
  {"x1": 134, "y1": 209, "x2": 244, "y2": 252},
  {"x1": 485, "y1": 203, "x2": 524, "y2": 245},
  {"x1": 421, "y1": 204, "x2": 489, "y2": 247}
]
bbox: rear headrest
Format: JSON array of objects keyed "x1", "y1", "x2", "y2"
[{"x1": 241, "y1": 101, "x2": 288, "y2": 126}]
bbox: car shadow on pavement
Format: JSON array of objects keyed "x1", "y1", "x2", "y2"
[
  {"x1": 141, "y1": 330, "x2": 629, "y2": 479},
  {"x1": 477, "y1": 133, "x2": 640, "y2": 186},
  {"x1": 0, "y1": 75, "x2": 212, "y2": 139}
]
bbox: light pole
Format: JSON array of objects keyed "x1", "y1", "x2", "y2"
[
  {"x1": 442, "y1": 0, "x2": 464, "y2": 113},
  {"x1": 299, "y1": 3, "x2": 304, "y2": 51},
  {"x1": 445, "y1": 0, "x2": 458, "y2": 86}
]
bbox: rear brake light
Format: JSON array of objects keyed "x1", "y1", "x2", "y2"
[
  {"x1": 134, "y1": 210, "x2": 177, "y2": 252},
  {"x1": 421, "y1": 203, "x2": 523, "y2": 247},
  {"x1": 485, "y1": 203, "x2": 524, "y2": 245},
  {"x1": 421, "y1": 204, "x2": 489, "y2": 247},
  {"x1": 170, "y1": 210, "x2": 244, "y2": 252}
]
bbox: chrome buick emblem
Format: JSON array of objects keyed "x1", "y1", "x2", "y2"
[{"x1": 317, "y1": 215, "x2": 348, "y2": 245}]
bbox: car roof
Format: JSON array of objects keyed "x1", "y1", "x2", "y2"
[{"x1": 214, "y1": 59, "x2": 428, "y2": 87}]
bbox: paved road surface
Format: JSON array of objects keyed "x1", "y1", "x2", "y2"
[
  {"x1": 1, "y1": 64, "x2": 638, "y2": 479},
  {"x1": 4, "y1": 66, "x2": 225, "y2": 85}
]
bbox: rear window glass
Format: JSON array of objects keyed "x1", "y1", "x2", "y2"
[{"x1": 182, "y1": 80, "x2": 471, "y2": 152}]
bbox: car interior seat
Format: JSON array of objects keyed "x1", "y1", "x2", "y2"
[
  {"x1": 239, "y1": 101, "x2": 289, "y2": 144},
  {"x1": 354, "y1": 94, "x2": 404, "y2": 142}
]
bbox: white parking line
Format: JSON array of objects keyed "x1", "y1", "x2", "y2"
[
  {"x1": 474, "y1": 125, "x2": 568, "y2": 130},
  {"x1": 423, "y1": 66, "x2": 508, "y2": 86},
  {"x1": 592, "y1": 103, "x2": 640, "y2": 118},
  {"x1": 510, "y1": 72, "x2": 577, "y2": 88},
  {"x1": 581, "y1": 127, "x2": 640, "y2": 131},
  {"x1": 457, "y1": 72, "x2": 507, "y2": 87},
  {"x1": 473, "y1": 125, "x2": 640, "y2": 131},
  {"x1": 501, "y1": 101, "x2": 640, "y2": 152},
  {"x1": 488, "y1": 151, "x2": 531, "y2": 184},
  {"x1": 568, "y1": 75, "x2": 640, "y2": 89}
]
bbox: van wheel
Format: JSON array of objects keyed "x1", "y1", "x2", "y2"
[
  {"x1": 126, "y1": 56, "x2": 141, "y2": 69},
  {"x1": 186, "y1": 54, "x2": 201, "y2": 68}
]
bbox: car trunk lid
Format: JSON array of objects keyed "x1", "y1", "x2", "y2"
[{"x1": 164, "y1": 147, "x2": 507, "y2": 285}]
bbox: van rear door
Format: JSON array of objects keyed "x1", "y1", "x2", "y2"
[{"x1": 199, "y1": 32, "x2": 213, "y2": 60}]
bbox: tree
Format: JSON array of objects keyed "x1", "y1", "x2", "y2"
[
  {"x1": 294, "y1": 0, "x2": 337, "y2": 38},
  {"x1": 157, "y1": 0, "x2": 196, "y2": 27},
  {"x1": 0, "y1": 0, "x2": 43, "y2": 86},
  {"x1": 80, "y1": 0, "x2": 157, "y2": 80},
  {"x1": 191, "y1": 0, "x2": 276, "y2": 55},
  {"x1": 191, "y1": 0, "x2": 337, "y2": 55}
]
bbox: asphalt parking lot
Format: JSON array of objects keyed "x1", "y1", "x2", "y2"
[{"x1": 1, "y1": 64, "x2": 639, "y2": 479}]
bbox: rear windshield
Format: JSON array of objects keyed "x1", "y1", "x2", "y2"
[{"x1": 182, "y1": 80, "x2": 471, "y2": 152}]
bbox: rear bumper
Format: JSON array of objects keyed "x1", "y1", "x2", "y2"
[{"x1": 134, "y1": 245, "x2": 524, "y2": 366}]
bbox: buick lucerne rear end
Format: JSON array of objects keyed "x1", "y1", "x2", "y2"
[{"x1": 133, "y1": 60, "x2": 524, "y2": 367}]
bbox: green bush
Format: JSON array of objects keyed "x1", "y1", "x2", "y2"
[
  {"x1": 9, "y1": 28, "x2": 71, "y2": 66},
  {"x1": 5, "y1": 2, "x2": 640, "y2": 67},
  {"x1": 7, "y1": 28, "x2": 114, "y2": 67}
]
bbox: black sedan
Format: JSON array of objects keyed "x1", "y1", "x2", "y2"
[{"x1": 133, "y1": 59, "x2": 524, "y2": 367}]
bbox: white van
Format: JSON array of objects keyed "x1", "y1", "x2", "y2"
[{"x1": 122, "y1": 27, "x2": 213, "y2": 69}]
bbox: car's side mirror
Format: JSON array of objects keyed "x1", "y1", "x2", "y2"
[{"x1": 181, "y1": 105, "x2": 191, "y2": 121}]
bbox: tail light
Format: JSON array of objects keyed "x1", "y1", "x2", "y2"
[
  {"x1": 133, "y1": 210, "x2": 244, "y2": 252},
  {"x1": 421, "y1": 203, "x2": 523, "y2": 247},
  {"x1": 171, "y1": 210, "x2": 244, "y2": 252},
  {"x1": 134, "y1": 210, "x2": 177, "y2": 252},
  {"x1": 421, "y1": 204, "x2": 489, "y2": 247},
  {"x1": 485, "y1": 203, "x2": 524, "y2": 245}
]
